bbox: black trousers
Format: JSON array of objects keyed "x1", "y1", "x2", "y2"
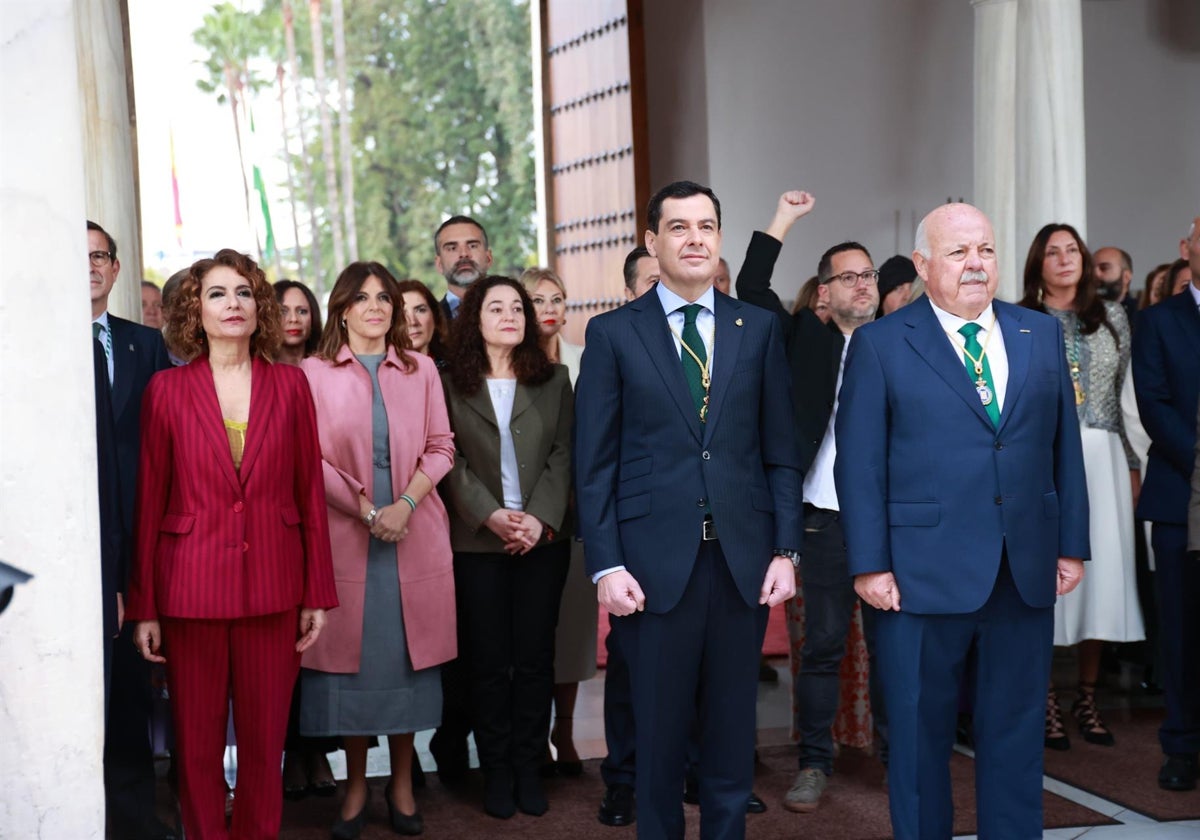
[
  {"x1": 454, "y1": 541, "x2": 570, "y2": 774},
  {"x1": 105, "y1": 623, "x2": 159, "y2": 837}
]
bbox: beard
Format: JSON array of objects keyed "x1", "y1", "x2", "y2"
[
  {"x1": 1095, "y1": 279, "x2": 1121, "y2": 301},
  {"x1": 444, "y1": 259, "x2": 485, "y2": 288}
]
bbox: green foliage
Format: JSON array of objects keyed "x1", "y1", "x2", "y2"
[{"x1": 194, "y1": 0, "x2": 536, "y2": 292}]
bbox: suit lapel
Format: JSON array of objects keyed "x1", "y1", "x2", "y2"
[
  {"x1": 462, "y1": 381, "x2": 499, "y2": 428},
  {"x1": 237, "y1": 357, "x2": 274, "y2": 484},
  {"x1": 108, "y1": 316, "x2": 134, "y2": 420},
  {"x1": 185, "y1": 358, "x2": 243, "y2": 495},
  {"x1": 994, "y1": 303, "x2": 1030, "y2": 433},
  {"x1": 1168, "y1": 292, "x2": 1200, "y2": 355},
  {"x1": 903, "y1": 299, "x2": 994, "y2": 429},
  {"x1": 630, "y1": 296, "x2": 703, "y2": 444},
  {"x1": 701, "y1": 295, "x2": 744, "y2": 444}
]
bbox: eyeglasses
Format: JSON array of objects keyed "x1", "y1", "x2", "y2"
[
  {"x1": 825, "y1": 269, "x2": 879, "y2": 287},
  {"x1": 89, "y1": 251, "x2": 115, "y2": 266}
]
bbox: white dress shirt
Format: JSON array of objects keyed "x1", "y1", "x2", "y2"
[
  {"x1": 486, "y1": 378, "x2": 523, "y2": 511},
  {"x1": 803, "y1": 333, "x2": 851, "y2": 511}
]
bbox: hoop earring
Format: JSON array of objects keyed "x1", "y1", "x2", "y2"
[
  {"x1": 1037, "y1": 286, "x2": 1043, "y2": 304},
  {"x1": 341, "y1": 319, "x2": 347, "y2": 328}
]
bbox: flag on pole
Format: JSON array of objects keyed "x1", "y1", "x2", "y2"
[
  {"x1": 169, "y1": 127, "x2": 183, "y2": 248},
  {"x1": 249, "y1": 108, "x2": 276, "y2": 262}
]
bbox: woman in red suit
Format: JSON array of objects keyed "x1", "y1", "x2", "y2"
[{"x1": 127, "y1": 249, "x2": 338, "y2": 840}]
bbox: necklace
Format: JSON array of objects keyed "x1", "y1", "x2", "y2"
[
  {"x1": 668, "y1": 323, "x2": 713, "y2": 421},
  {"x1": 944, "y1": 316, "x2": 998, "y2": 407}
]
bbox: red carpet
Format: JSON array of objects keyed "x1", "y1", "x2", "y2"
[
  {"x1": 269, "y1": 744, "x2": 1116, "y2": 839},
  {"x1": 1042, "y1": 705, "x2": 1200, "y2": 822},
  {"x1": 596, "y1": 602, "x2": 789, "y2": 667}
]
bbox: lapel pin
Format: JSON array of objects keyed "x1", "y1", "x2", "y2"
[
  {"x1": 735, "y1": 318, "x2": 744, "y2": 327},
  {"x1": 129, "y1": 344, "x2": 136, "y2": 351},
  {"x1": 1019, "y1": 329, "x2": 1030, "y2": 334}
]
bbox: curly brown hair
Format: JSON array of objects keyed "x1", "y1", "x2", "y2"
[
  {"x1": 394, "y1": 279, "x2": 449, "y2": 362},
  {"x1": 447, "y1": 275, "x2": 553, "y2": 395},
  {"x1": 315, "y1": 261, "x2": 415, "y2": 371},
  {"x1": 164, "y1": 249, "x2": 282, "y2": 361}
]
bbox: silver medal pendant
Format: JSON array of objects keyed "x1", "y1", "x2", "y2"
[{"x1": 975, "y1": 379, "x2": 994, "y2": 407}]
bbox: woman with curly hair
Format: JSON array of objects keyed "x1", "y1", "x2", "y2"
[
  {"x1": 126, "y1": 249, "x2": 338, "y2": 839},
  {"x1": 1018, "y1": 224, "x2": 1144, "y2": 751},
  {"x1": 441, "y1": 275, "x2": 574, "y2": 819}
]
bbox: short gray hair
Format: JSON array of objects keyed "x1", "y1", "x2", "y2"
[{"x1": 914, "y1": 218, "x2": 930, "y2": 259}]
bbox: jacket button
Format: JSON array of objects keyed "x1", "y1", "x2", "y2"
[
  {"x1": 994, "y1": 441, "x2": 1003, "y2": 450},
  {"x1": 514, "y1": 428, "x2": 521, "y2": 435},
  {"x1": 994, "y1": 496, "x2": 1002, "y2": 505},
  {"x1": 242, "y1": 541, "x2": 250, "y2": 552},
  {"x1": 702, "y1": 451, "x2": 711, "y2": 460},
  {"x1": 697, "y1": 499, "x2": 706, "y2": 507},
  {"x1": 233, "y1": 501, "x2": 245, "y2": 513}
]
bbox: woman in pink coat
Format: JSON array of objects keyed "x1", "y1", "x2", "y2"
[{"x1": 298, "y1": 261, "x2": 456, "y2": 838}]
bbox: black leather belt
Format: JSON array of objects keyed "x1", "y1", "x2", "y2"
[
  {"x1": 702, "y1": 516, "x2": 718, "y2": 541},
  {"x1": 803, "y1": 503, "x2": 838, "y2": 518}
]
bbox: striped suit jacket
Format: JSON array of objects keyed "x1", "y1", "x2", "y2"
[{"x1": 125, "y1": 357, "x2": 337, "y2": 621}]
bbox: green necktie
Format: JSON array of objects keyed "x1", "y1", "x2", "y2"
[
  {"x1": 958, "y1": 322, "x2": 1000, "y2": 426},
  {"x1": 678, "y1": 303, "x2": 708, "y2": 423},
  {"x1": 92, "y1": 322, "x2": 102, "y2": 340}
]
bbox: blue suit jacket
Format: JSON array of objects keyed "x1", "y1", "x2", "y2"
[
  {"x1": 108, "y1": 315, "x2": 172, "y2": 535},
  {"x1": 1133, "y1": 289, "x2": 1200, "y2": 525},
  {"x1": 574, "y1": 289, "x2": 804, "y2": 614},
  {"x1": 834, "y1": 298, "x2": 1089, "y2": 614}
]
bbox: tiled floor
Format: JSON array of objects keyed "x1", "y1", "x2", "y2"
[{"x1": 240, "y1": 655, "x2": 1199, "y2": 838}]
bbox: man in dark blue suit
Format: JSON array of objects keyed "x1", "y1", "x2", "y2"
[
  {"x1": 1133, "y1": 215, "x2": 1200, "y2": 792},
  {"x1": 576, "y1": 181, "x2": 803, "y2": 840},
  {"x1": 88, "y1": 221, "x2": 175, "y2": 840},
  {"x1": 835, "y1": 203, "x2": 1089, "y2": 839}
]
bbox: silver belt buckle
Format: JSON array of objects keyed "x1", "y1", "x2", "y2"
[{"x1": 702, "y1": 518, "x2": 718, "y2": 541}]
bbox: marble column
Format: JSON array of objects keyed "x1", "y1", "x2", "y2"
[
  {"x1": 1014, "y1": 0, "x2": 1087, "y2": 249},
  {"x1": 0, "y1": 2, "x2": 108, "y2": 838},
  {"x1": 972, "y1": 0, "x2": 1086, "y2": 303},
  {"x1": 972, "y1": 0, "x2": 1018, "y2": 301},
  {"x1": 76, "y1": 0, "x2": 143, "y2": 322}
]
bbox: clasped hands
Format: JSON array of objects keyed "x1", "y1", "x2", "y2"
[
  {"x1": 360, "y1": 495, "x2": 410, "y2": 542},
  {"x1": 485, "y1": 508, "x2": 544, "y2": 555},
  {"x1": 598, "y1": 556, "x2": 797, "y2": 617}
]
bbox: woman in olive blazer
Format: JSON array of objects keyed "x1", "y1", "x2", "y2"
[{"x1": 440, "y1": 276, "x2": 573, "y2": 821}]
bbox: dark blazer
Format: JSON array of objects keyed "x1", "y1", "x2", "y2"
[
  {"x1": 94, "y1": 339, "x2": 125, "y2": 639},
  {"x1": 1190, "y1": 402, "x2": 1200, "y2": 552},
  {"x1": 107, "y1": 315, "x2": 172, "y2": 534},
  {"x1": 735, "y1": 230, "x2": 845, "y2": 473},
  {"x1": 835, "y1": 297, "x2": 1090, "y2": 614},
  {"x1": 574, "y1": 289, "x2": 804, "y2": 614},
  {"x1": 1133, "y1": 290, "x2": 1200, "y2": 525},
  {"x1": 125, "y1": 357, "x2": 338, "y2": 621},
  {"x1": 440, "y1": 365, "x2": 574, "y2": 554}
]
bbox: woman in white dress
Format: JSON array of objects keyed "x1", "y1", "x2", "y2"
[
  {"x1": 1019, "y1": 224, "x2": 1144, "y2": 749},
  {"x1": 520, "y1": 267, "x2": 593, "y2": 776}
]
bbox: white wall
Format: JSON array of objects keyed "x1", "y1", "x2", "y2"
[{"x1": 644, "y1": 0, "x2": 1199, "y2": 301}]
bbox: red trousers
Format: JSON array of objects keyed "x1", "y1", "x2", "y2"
[{"x1": 162, "y1": 610, "x2": 299, "y2": 840}]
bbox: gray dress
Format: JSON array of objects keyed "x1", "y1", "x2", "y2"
[{"x1": 300, "y1": 353, "x2": 442, "y2": 736}]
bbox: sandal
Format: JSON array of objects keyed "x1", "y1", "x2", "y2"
[
  {"x1": 1072, "y1": 684, "x2": 1115, "y2": 746},
  {"x1": 1045, "y1": 689, "x2": 1071, "y2": 751}
]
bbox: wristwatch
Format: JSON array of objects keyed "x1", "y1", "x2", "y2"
[
  {"x1": 774, "y1": 548, "x2": 801, "y2": 568},
  {"x1": 363, "y1": 507, "x2": 380, "y2": 527}
]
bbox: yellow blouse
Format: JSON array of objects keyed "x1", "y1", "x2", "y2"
[{"x1": 224, "y1": 419, "x2": 247, "y2": 471}]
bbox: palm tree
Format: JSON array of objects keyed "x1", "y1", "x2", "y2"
[
  {"x1": 308, "y1": 0, "x2": 345, "y2": 270},
  {"x1": 331, "y1": 0, "x2": 357, "y2": 259},
  {"x1": 281, "y1": 0, "x2": 324, "y2": 290},
  {"x1": 193, "y1": 3, "x2": 266, "y2": 261}
]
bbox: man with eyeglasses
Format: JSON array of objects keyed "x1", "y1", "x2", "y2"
[
  {"x1": 736, "y1": 190, "x2": 888, "y2": 815},
  {"x1": 88, "y1": 220, "x2": 175, "y2": 840}
]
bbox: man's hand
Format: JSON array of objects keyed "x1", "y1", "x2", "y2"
[
  {"x1": 134, "y1": 620, "x2": 167, "y2": 663},
  {"x1": 296, "y1": 608, "x2": 327, "y2": 653},
  {"x1": 765, "y1": 190, "x2": 816, "y2": 242},
  {"x1": 855, "y1": 571, "x2": 901, "y2": 611},
  {"x1": 1056, "y1": 558, "x2": 1085, "y2": 596},
  {"x1": 759, "y1": 556, "x2": 797, "y2": 607},
  {"x1": 597, "y1": 570, "x2": 646, "y2": 617}
]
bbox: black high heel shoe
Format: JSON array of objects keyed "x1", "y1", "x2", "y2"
[
  {"x1": 331, "y1": 789, "x2": 370, "y2": 840},
  {"x1": 385, "y1": 784, "x2": 425, "y2": 836}
]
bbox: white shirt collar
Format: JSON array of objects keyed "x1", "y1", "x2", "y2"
[
  {"x1": 656, "y1": 281, "x2": 715, "y2": 317},
  {"x1": 928, "y1": 298, "x2": 997, "y2": 335},
  {"x1": 1188, "y1": 281, "x2": 1200, "y2": 308},
  {"x1": 93, "y1": 310, "x2": 110, "y2": 330}
]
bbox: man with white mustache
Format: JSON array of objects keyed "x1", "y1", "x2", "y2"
[
  {"x1": 835, "y1": 203, "x2": 1089, "y2": 839},
  {"x1": 434, "y1": 214, "x2": 493, "y2": 321}
]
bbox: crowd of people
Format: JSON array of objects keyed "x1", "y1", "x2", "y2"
[{"x1": 88, "y1": 187, "x2": 1200, "y2": 840}]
